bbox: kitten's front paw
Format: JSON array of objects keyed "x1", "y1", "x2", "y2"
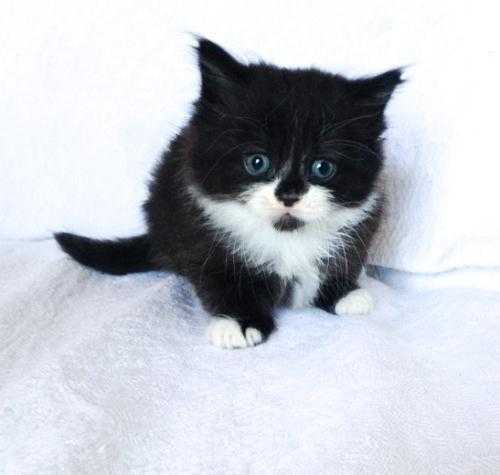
[
  {"x1": 208, "y1": 317, "x2": 263, "y2": 349},
  {"x1": 334, "y1": 288, "x2": 374, "y2": 316}
]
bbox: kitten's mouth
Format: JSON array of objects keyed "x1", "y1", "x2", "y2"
[{"x1": 273, "y1": 213, "x2": 304, "y2": 232}]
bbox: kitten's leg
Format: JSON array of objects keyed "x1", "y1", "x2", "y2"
[
  {"x1": 314, "y1": 279, "x2": 374, "y2": 316},
  {"x1": 196, "y1": 274, "x2": 280, "y2": 349}
]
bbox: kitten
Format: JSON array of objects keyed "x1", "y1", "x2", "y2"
[{"x1": 55, "y1": 38, "x2": 402, "y2": 349}]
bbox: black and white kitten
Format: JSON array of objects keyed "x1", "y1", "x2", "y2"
[{"x1": 55, "y1": 39, "x2": 402, "y2": 349}]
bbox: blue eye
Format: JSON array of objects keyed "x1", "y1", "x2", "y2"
[
  {"x1": 243, "y1": 154, "x2": 271, "y2": 176},
  {"x1": 310, "y1": 159, "x2": 336, "y2": 181}
]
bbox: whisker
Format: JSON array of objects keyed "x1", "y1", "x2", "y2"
[
  {"x1": 323, "y1": 139, "x2": 380, "y2": 158},
  {"x1": 199, "y1": 141, "x2": 257, "y2": 184},
  {"x1": 328, "y1": 113, "x2": 380, "y2": 133}
]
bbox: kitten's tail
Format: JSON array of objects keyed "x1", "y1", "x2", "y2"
[{"x1": 54, "y1": 232, "x2": 158, "y2": 275}]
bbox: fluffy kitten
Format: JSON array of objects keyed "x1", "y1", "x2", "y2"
[{"x1": 55, "y1": 39, "x2": 402, "y2": 349}]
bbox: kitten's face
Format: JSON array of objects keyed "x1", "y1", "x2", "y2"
[{"x1": 190, "y1": 40, "x2": 401, "y2": 231}]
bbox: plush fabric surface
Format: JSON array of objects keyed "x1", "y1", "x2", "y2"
[
  {"x1": 1, "y1": 1, "x2": 499, "y2": 273},
  {"x1": 1, "y1": 240, "x2": 499, "y2": 474}
]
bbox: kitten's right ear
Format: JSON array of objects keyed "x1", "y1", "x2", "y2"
[{"x1": 195, "y1": 38, "x2": 248, "y2": 103}]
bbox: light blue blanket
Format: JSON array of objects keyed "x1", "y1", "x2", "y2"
[{"x1": 1, "y1": 240, "x2": 499, "y2": 473}]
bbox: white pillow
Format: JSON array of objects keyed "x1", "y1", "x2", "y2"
[{"x1": 370, "y1": 49, "x2": 500, "y2": 273}]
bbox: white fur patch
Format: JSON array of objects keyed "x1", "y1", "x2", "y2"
[
  {"x1": 192, "y1": 182, "x2": 378, "y2": 308},
  {"x1": 207, "y1": 317, "x2": 263, "y2": 349},
  {"x1": 334, "y1": 288, "x2": 374, "y2": 316}
]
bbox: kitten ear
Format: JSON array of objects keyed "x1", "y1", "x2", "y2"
[
  {"x1": 350, "y1": 68, "x2": 404, "y2": 111},
  {"x1": 195, "y1": 38, "x2": 248, "y2": 103}
]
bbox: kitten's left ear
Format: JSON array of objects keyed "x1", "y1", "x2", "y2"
[
  {"x1": 195, "y1": 38, "x2": 248, "y2": 104},
  {"x1": 350, "y1": 68, "x2": 404, "y2": 111}
]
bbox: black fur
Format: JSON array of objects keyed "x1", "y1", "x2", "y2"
[
  {"x1": 56, "y1": 38, "x2": 401, "y2": 344},
  {"x1": 54, "y1": 233, "x2": 156, "y2": 275}
]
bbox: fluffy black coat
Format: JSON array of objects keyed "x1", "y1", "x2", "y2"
[{"x1": 56, "y1": 39, "x2": 401, "y2": 347}]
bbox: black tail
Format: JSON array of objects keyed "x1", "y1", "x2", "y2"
[{"x1": 54, "y1": 232, "x2": 157, "y2": 275}]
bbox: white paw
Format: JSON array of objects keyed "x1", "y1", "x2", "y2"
[
  {"x1": 334, "y1": 288, "x2": 374, "y2": 316},
  {"x1": 207, "y1": 317, "x2": 263, "y2": 349}
]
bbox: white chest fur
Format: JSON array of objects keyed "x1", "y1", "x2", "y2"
[{"x1": 193, "y1": 186, "x2": 378, "y2": 308}]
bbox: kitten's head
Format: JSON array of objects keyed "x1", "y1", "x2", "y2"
[{"x1": 189, "y1": 39, "x2": 402, "y2": 231}]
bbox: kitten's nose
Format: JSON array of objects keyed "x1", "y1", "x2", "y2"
[
  {"x1": 275, "y1": 178, "x2": 306, "y2": 207},
  {"x1": 280, "y1": 193, "x2": 300, "y2": 207}
]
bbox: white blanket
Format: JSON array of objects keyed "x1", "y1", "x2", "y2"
[{"x1": 1, "y1": 240, "x2": 499, "y2": 474}]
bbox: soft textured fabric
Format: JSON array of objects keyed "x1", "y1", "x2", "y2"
[
  {"x1": 1, "y1": 239, "x2": 499, "y2": 474},
  {"x1": 1, "y1": 1, "x2": 499, "y2": 273}
]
